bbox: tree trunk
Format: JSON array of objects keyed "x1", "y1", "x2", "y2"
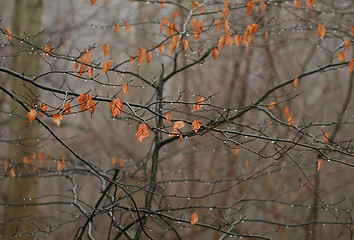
[{"x1": 2, "y1": 0, "x2": 43, "y2": 239}]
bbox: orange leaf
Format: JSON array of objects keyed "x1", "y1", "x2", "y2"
[
  {"x1": 158, "y1": 44, "x2": 165, "y2": 54},
  {"x1": 352, "y1": 26, "x2": 354, "y2": 35},
  {"x1": 192, "y1": 120, "x2": 201, "y2": 133},
  {"x1": 52, "y1": 113, "x2": 63, "y2": 126},
  {"x1": 123, "y1": 83, "x2": 130, "y2": 94},
  {"x1": 293, "y1": 77, "x2": 299, "y2": 89},
  {"x1": 138, "y1": 48, "x2": 147, "y2": 64},
  {"x1": 192, "y1": 1, "x2": 200, "y2": 9},
  {"x1": 88, "y1": 67, "x2": 94, "y2": 78},
  {"x1": 246, "y1": 1, "x2": 255, "y2": 16},
  {"x1": 166, "y1": 21, "x2": 178, "y2": 36},
  {"x1": 269, "y1": 101, "x2": 276, "y2": 110},
  {"x1": 201, "y1": 6, "x2": 206, "y2": 13},
  {"x1": 110, "y1": 98, "x2": 123, "y2": 118},
  {"x1": 234, "y1": 148, "x2": 240, "y2": 155},
  {"x1": 173, "y1": 121, "x2": 185, "y2": 130},
  {"x1": 317, "y1": 24, "x2": 326, "y2": 38},
  {"x1": 57, "y1": 157, "x2": 65, "y2": 172},
  {"x1": 160, "y1": 16, "x2": 167, "y2": 34},
  {"x1": 136, "y1": 123, "x2": 150, "y2": 143},
  {"x1": 260, "y1": 1, "x2": 266, "y2": 13},
  {"x1": 4, "y1": 160, "x2": 8, "y2": 171},
  {"x1": 222, "y1": 7, "x2": 229, "y2": 18},
  {"x1": 265, "y1": 31, "x2": 269, "y2": 41},
  {"x1": 191, "y1": 212, "x2": 198, "y2": 225},
  {"x1": 4, "y1": 28, "x2": 12, "y2": 41},
  {"x1": 306, "y1": 0, "x2": 316, "y2": 9},
  {"x1": 112, "y1": 156, "x2": 116, "y2": 165},
  {"x1": 10, "y1": 168, "x2": 15, "y2": 179},
  {"x1": 38, "y1": 152, "x2": 44, "y2": 163},
  {"x1": 40, "y1": 103, "x2": 48, "y2": 117},
  {"x1": 119, "y1": 157, "x2": 124, "y2": 167},
  {"x1": 182, "y1": 39, "x2": 188, "y2": 51},
  {"x1": 218, "y1": 35, "x2": 226, "y2": 52},
  {"x1": 223, "y1": 19, "x2": 230, "y2": 34},
  {"x1": 63, "y1": 102, "x2": 71, "y2": 114},
  {"x1": 211, "y1": 48, "x2": 218, "y2": 60},
  {"x1": 172, "y1": 10, "x2": 179, "y2": 20},
  {"x1": 193, "y1": 96, "x2": 205, "y2": 111},
  {"x1": 323, "y1": 131, "x2": 329, "y2": 142},
  {"x1": 27, "y1": 109, "x2": 37, "y2": 123},
  {"x1": 78, "y1": 93, "x2": 92, "y2": 111},
  {"x1": 45, "y1": 44, "x2": 52, "y2": 58},
  {"x1": 345, "y1": 40, "x2": 351, "y2": 51},
  {"x1": 102, "y1": 59, "x2": 113, "y2": 75},
  {"x1": 338, "y1": 51, "x2": 346, "y2": 62},
  {"x1": 224, "y1": 0, "x2": 229, "y2": 8},
  {"x1": 284, "y1": 107, "x2": 290, "y2": 119},
  {"x1": 215, "y1": 19, "x2": 222, "y2": 31},
  {"x1": 114, "y1": 23, "x2": 120, "y2": 34},
  {"x1": 317, "y1": 158, "x2": 323, "y2": 171},
  {"x1": 166, "y1": 112, "x2": 171, "y2": 123},
  {"x1": 103, "y1": 44, "x2": 110, "y2": 57},
  {"x1": 90, "y1": 0, "x2": 97, "y2": 6},
  {"x1": 235, "y1": 35, "x2": 242, "y2": 47},
  {"x1": 349, "y1": 59, "x2": 354, "y2": 74},
  {"x1": 160, "y1": 0, "x2": 165, "y2": 8},
  {"x1": 125, "y1": 21, "x2": 130, "y2": 32},
  {"x1": 129, "y1": 56, "x2": 134, "y2": 63},
  {"x1": 169, "y1": 36, "x2": 179, "y2": 55},
  {"x1": 294, "y1": 0, "x2": 300, "y2": 7},
  {"x1": 147, "y1": 51, "x2": 152, "y2": 63}
]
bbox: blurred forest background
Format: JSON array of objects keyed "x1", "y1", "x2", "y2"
[{"x1": 0, "y1": 0, "x2": 353, "y2": 239}]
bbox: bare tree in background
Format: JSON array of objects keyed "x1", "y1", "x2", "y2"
[{"x1": 0, "y1": 0, "x2": 353, "y2": 239}]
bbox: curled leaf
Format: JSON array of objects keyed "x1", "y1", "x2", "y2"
[
  {"x1": 57, "y1": 157, "x2": 65, "y2": 172},
  {"x1": 136, "y1": 123, "x2": 150, "y2": 143},
  {"x1": 78, "y1": 93, "x2": 92, "y2": 111},
  {"x1": 191, "y1": 212, "x2": 198, "y2": 225},
  {"x1": 4, "y1": 28, "x2": 12, "y2": 41},
  {"x1": 45, "y1": 44, "x2": 52, "y2": 58},
  {"x1": 345, "y1": 40, "x2": 351, "y2": 51},
  {"x1": 212, "y1": 48, "x2": 218, "y2": 60},
  {"x1": 192, "y1": 1, "x2": 200, "y2": 10},
  {"x1": 10, "y1": 168, "x2": 15, "y2": 179},
  {"x1": 147, "y1": 51, "x2": 152, "y2": 63},
  {"x1": 193, "y1": 96, "x2": 205, "y2": 111},
  {"x1": 52, "y1": 113, "x2": 63, "y2": 126},
  {"x1": 63, "y1": 102, "x2": 71, "y2": 114},
  {"x1": 349, "y1": 59, "x2": 354, "y2": 74},
  {"x1": 138, "y1": 48, "x2": 147, "y2": 64},
  {"x1": 192, "y1": 120, "x2": 201, "y2": 133},
  {"x1": 119, "y1": 157, "x2": 124, "y2": 167},
  {"x1": 103, "y1": 44, "x2": 110, "y2": 57},
  {"x1": 317, "y1": 158, "x2": 323, "y2": 171},
  {"x1": 338, "y1": 51, "x2": 346, "y2": 62},
  {"x1": 27, "y1": 109, "x2": 37, "y2": 123},
  {"x1": 317, "y1": 24, "x2": 326, "y2": 38},
  {"x1": 172, "y1": 10, "x2": 179, "y2": 20},
  {"x1": 110, "y1": 98, "x2": 123, "y2": 118},
  {"x1": 102, "y1": 59, "x2": 113, "y2": 75},
  {"x1": 114, "y1": 23, "x2": 120, "y2": 34},
  {"x1": 125, "y1": 21, "x2": 130, "y2": 32},
  {"x1": 182, "y1": 39, "x2": 188, "y2": 51},
  {"x1": 293, "y1": 77, "x2": 299, "y2": 89},
  {"x1": 246, "y1": 1, "x2": 255, "y2": 16},
  {"x1": 123, "y1": 83, "x2": 130, "y2": 94},
  {"x1": 173, "y1": 121, "x2": 185, "y2": 130},
  {"x1": 234, "y1": 148, "x2": 240, "y2": 155},
  {"x1": 269, "y1": 101, "x2": 276, "y2": 110},
  {"x1": 158, "y1": 44, "x2": 165, "y2": 54},
  {"x1": 40, "y1": 103, "x2": 48, "y2": 117},
  {"x1": 166, "y1": 112, "x2": 171, "y2": 123}
]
